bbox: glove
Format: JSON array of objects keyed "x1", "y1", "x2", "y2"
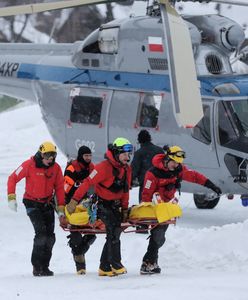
[
  {"x1": 204, "y1": 180, "x2": 222, "y2": 195},
  {"x1": 59, "y1": 215, "x2": 68, "y2": 227},
  {"x1": 8, "y1": 194, "x2": 17, "y2": 212},
  {"x1": 57, "y1": 205, "x2": 65, "y2": 217},
  {"x1": 121, "y1": 208, "x2": 129, "y2": 223},
  {"x1": 66, "y1": 199, "x2": 78, "y2": 214}
]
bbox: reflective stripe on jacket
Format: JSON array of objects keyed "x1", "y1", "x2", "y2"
[
  {"x1": 73, "y1": 150, "x2": 131, "y2": 209},
  {"x1": 142, "y1": 153, "x2": 208, "y2": 202},
  {"x1": 64, "y1": 159, "x2": 94, "y2": 202},
  {"x1": 7, "y1": 157, "x2": 64, "y2": 206}
]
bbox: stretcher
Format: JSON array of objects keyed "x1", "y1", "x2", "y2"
[{"x1": 60, "y1": 201, "x2": 182, "y2": 234}]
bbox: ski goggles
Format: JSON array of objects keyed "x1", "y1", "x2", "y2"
[
  {"x1": 118, "y1": 144, "x2": 133, "y2": 153},
  {"x1": 43, "y1": 152, "x2": 57, "y2": 160},
  {"x1": 169, "y1": 151, "x2": 186, "y2": 158}
]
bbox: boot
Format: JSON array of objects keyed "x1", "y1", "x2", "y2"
[
  {"x1": 112, "y1": 262, "x2": 127, "y2": 275},
  {"x1": 33, "y1": 266, "x2": 42, "y2": 277},
  {"x1": 98, "y1": 264, "x2": 115, "y2": 277},
  {"x1": 42, "y1": 267, "x2": 54, "y2": 276},
  {"x1": 74, "y1": 254, "x2": 86, "y2": 275},
  {"x1": 140, "y1": 261, "x2": 161, "y2": 275},
  {"x1": 33, "y1": 266, "x2": 54, "y2": 276}
]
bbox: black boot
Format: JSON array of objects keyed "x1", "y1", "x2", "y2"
[
  {"x1": 42, "y1": 267, "x2": 54, "y2": 276},
  {"x1": 74, "y1": 254, "x2": 86, "y2": 275},
  {"x1": 33, "y1": 266, "x2": 43, "y2": 277},
  {"x1": 140, "y1": 261, "x2": 161, "y2": 275}
]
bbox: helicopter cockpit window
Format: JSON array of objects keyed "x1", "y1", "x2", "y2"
[
  {"x1": 191, "y1": 105, "x2": 211, "y2": 144},
  {"x1": 136, "y1": 94, "x2": 162, "y2": 128},
  {"x1": 83, "y1": 30, "x2": 101, "y2": 53},
  {"x1": 218, "y1": 101, "x2": 243, "y2": 146},
  {"x1": 98, "y1": 27, "x2": 119, "y2": 54},
  {"x1": 70, "y1": 96, "x2": 102, "y2": 125}
]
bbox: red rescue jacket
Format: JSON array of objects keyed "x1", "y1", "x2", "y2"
[
  {"x1": 73, "y1": 150, "x2": 132, "y2": 209},
  {"x1": 142, "y1": 154, "x2": 208, "y2": 202},
  {"x1": 7, "y1": 156, "x2": 64, "y2": 205}
]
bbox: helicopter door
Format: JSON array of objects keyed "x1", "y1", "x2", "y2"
[
  {"x1": 189, "y1": 102, "x2": 220, "y2": 170},
  {"x1": 66, "y1": 87, "x2": 112, "y2": 161},
  {"x1": 108, "y1": 91, "x2": 163, "y2": 147},
  {"x1": 108, "y1": 90, "x2": 140, "y2": 145}
]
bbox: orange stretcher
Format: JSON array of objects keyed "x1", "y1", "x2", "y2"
[{"x1": 60, "y1": 202, "x2": 182, "y2": 234}]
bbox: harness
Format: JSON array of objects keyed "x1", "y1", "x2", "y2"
[
  {"x1": 149, "y1": 165, "x2": 182, "y2": 194},
  {"x1": 99, "y1": 167, "x2": 129, "y2": 193}
]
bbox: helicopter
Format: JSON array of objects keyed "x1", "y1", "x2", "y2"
[{"x1": 0, "y1": 0, "x2": 248, "y2": 209}]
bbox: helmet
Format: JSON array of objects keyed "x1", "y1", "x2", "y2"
[
  {"x1": 39, "y1": 141, "x2": 57, "y2": 154},
  {"x1": 167, "y1": 145, "x2": 185, "y2": 164},
  {"x1": 112, "y1": 137, "x2": 133, "y2": 153}
]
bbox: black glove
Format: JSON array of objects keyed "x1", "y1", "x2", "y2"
[{"x1": 204, "y1": 179, "x2": 222, "y2": 195}]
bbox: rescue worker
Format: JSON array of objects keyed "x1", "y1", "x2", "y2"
[
  {"x1": 131, "y1": 129, "x2": 164, "y2": 203},
  {"x1": 64, "y1": 145, "x2": 96, "y2": 275},
  {"x1": 66, "y1": 137, "x2": 132, "y2": 277},
  {"x1": 140, "y1": 145, "x2": 222, "y2": 275},
  {"x1": 7, "y1": 141, "x2": 65, "y2": 277}
]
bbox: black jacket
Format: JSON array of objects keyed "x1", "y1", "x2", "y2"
[{"x1": 131, "y1": 142, "x2": 164, "y2": 185}]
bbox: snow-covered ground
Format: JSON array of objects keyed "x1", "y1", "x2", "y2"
[{"x1": 1, "y1": 104, "x2": 248, "y2": 300}]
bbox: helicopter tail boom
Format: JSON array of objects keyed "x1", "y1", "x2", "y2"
[{"x1": 0, "y1": 42, "x2": 75, "y2": 102}]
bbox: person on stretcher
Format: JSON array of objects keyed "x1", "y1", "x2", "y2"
[{"x1": 140, "y1": 145, "x2": 222, "y2": 275}]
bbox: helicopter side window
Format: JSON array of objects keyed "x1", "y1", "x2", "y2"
[
  {"x1": 136, "y1": 94, "x2": 162, "y2": 128},
  {"x1": 70, "y1": 95, "x2": 102, "y2": 125},
  {"x1": 191, "y1": 105, "x2": 211, "y2": 144}
]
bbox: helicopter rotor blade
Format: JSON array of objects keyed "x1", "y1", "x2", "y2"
[
  {"x1": 0, "y1": 0, "x2": 125, "y2": 17},
  {"x1": 160, "y1": 0, "x2": 203, "y2": 128},
  {"x1": 175, "y1": 0, "x2": 248, "y2": 7}
]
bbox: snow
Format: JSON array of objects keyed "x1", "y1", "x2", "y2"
[{"x1": 1, "y1": 104, "x2": 248, "y2": 300}]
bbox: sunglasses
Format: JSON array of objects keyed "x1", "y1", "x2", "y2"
[
  {"x1": 43, "y1": 152, "x2": 57, "y2": 160},
  {"x1": 170, "y1": 151, "x2": 186, "y2": 158}
]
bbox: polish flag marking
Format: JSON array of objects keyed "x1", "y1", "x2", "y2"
[{"x1": 148, "y1": 37, "x2": 164, "y2": 52}]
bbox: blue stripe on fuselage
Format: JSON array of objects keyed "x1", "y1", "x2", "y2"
[
  {"x1": 17, "y1": 63, "x2": 248, "y2": 96},
  {"x1": 17, "y1": 63, "x2": 171, "y2": 92}
]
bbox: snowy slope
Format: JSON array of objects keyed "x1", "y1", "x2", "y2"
[{"x1": 1, "y1": 104, "x2": 248, "y2": 300}]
